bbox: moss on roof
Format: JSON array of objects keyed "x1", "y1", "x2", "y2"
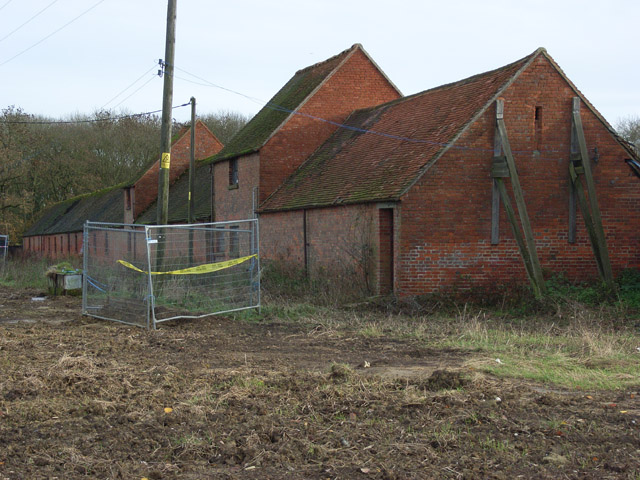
[
  {"x1": 23, "y1": 183, "x2": 127, "y2": 236},
  {"x1": 259, "y1": 50, "x2": 541, "y2": 212},
  {"x1": 135, "y1": 162, "x2": 212, "y2": 225},
  {"x1": 207, "y1": 45, "x2": 360, "y2": 165}
]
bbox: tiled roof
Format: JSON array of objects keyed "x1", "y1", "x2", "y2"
[
  {"x1": 208, "y1": 44, "x2": 364, "y2": 164},
  {"x1": 135, "y1": 162, "x2": 212, "y2": 224},
  {"x1": 259, "y1": 50, "x2": 541, "y2": 212},
  {"x1": 23, "y1": 185, "x2": 125, "y2": 236}
]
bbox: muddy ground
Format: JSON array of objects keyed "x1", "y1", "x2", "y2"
[{"x1": 0, "y1": 287, "x2": 639, "y2": 479}]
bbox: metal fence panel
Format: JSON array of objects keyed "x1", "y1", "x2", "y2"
[
  {"x1": 0, "y1": 235, "x2": 8, "y2": 262},
  {"x1": 83, "y1": 220, "x2": 260, "y2": 328}
]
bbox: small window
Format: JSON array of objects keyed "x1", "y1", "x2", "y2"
[
  {"x1": 125, "y1": 188, "x2": 132, "y2": 211},
  {"x1": 534, "y1": 106, "x2": 543, "y2": 150},
  {"x1": 229, "y1": 158, "x2": 238, "y2": 186}
]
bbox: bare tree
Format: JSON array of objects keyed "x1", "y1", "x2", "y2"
[
  {"x1": 199, "y1": 110, "x2": 249, "y2": 144},
  {"x1": 616, "y1": 115, "x2": 640, "y2": 147}
]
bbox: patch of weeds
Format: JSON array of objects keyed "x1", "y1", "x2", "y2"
[
  {"x1": 479, "y1": 436, "x2": 511, "y2": 453},
  {"x1": 425, "y1": 369, "x2": 467, "y2": 391},
  {"x1": 616, "y1": 268, "x2": 640, "y2": 310},
  {"x1": 430, "y1": 421, "x2": 459, "y2": 449},
  {"x1": 358, "y1": 321, "x2": 385, "y2": 338},
  {"x1": 328, "y1": 363, "x2": 353, "y2": 382},
  {"x1": 259, "y1": 300, "x2": 323, "y2": 323},
  {"x1": 0, "y1": 256, "x2": 51, "y2": 289}
]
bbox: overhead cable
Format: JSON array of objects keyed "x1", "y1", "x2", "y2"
[
  {"x1": 0, "y1": 102, "x2": 191, "y2": 125},
  {"x1": 0, "y1": 0, "x2": 60, "y2": 44},
  {"x1": 0, "y1": 0, "x2": 106, "y2": 68}
]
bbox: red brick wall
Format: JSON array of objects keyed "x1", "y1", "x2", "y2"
[
  {"x1": 132, "y1": 121, "x2": 223, "y2": 219},
  {"x1": 261, "y1": 204, "x2": 384, "y2": 292},
  {"x1": 397, "y1": 55, "x2": 640, "y2": 295},
  {"x1": 213, "y1": 153, "x2": 259, "y2": 221},
  {"x1": 23, "y1": 231, "x2": 84, "y2": 259},
  {"x1": 259, "y1": 48, "x2": 401, "y2": 203},
  {"x1": 378, "y1": 208, "x2": 394, "y2": 294}
]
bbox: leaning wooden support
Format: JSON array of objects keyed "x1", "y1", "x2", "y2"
[
  {"x1": 492, "y1": 99, "x2": 546, "y2": 298},
  {"x1": 569, "y1": 97, "x2": 615, "y2": 289}
]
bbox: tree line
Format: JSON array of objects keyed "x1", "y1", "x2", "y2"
[{"x1": 0, "y1": 106, "x2": 248, "y2": 243}]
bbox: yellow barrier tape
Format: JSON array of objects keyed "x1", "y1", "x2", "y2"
[{"x1": 118, "y1": 254, "x2": 257, "y2": 276}]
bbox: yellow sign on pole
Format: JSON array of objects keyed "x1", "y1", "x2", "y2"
[{"x1": 161, "y1": 152, "x2": 171, "y2": 169}]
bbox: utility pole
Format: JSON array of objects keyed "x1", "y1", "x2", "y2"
[
  {"x1": 188, "y1": 97, "x2": 195, "y2": 265},
  {"x1": 157, "y1": 0, "x2": 177, "y2": 226},
  {"x1": 188, "y1": 97, "x2": 196, "y2": 224}
]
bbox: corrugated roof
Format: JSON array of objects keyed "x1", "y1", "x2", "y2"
[
  {"x1": 259, "y1": 49, "x2": 541, "y2": 212},
  {"x1": 23, "y1": 185, "x2": 125, "y2": 236},
  {"x1": 208, "y1": 44, "x2": 363, "y2": 164},
  {"x1": 135, "y1": 162, "x2": 212, "y2": 224}
]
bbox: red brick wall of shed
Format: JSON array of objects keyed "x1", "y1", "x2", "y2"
[
  {"x1": 258, "y1": 49, "x2": 401, "y2": 204},
  {"x1": 132, "y1": 121, "x2": 223, "y2": 220},
  {"x1": 213, "y1": 153, "x2": 260, "y2": 222},
  {"x1": 397, "y1": 55, "x2": 640, "y2": 296},
  {"x1": 260, "y1": 204, "x2": 388, "y2": 293},
  {"x1": 23, "y1": 232, "x2": 84, "y2": 259}
]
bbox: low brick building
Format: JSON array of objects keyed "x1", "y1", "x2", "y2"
[
  {"x1": 259, "y1": 48, "x2": 640, "y2": 295},
  {"x1": 23, "y1": 121, "x2": 223, "y2": 258}
]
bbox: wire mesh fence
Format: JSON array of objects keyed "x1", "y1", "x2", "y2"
[
  {"x1": 0, "y1": 235, "x2": 7, "y2": 262},
  {"x1": 82, "y1": 220, "x2": 260, "y2": 328}
]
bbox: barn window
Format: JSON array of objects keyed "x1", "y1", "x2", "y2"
[
  {"x1": 229, "y1": 158, "x2": 238, "y2": 187},
  {"x1": 125, "y1": 188, "x2": 132, "y2": 211},
  {"x1": 534, "y1": 106, "x2": 543, "y2": 150}
]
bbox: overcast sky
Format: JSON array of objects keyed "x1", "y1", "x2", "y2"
[{"x1": 1, "y1": 0, "x2": 638, "y2": 126}]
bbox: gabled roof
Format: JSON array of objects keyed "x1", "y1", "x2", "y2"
[
  {"x1": 23, "y1": 184, "x2": 125, "y2": 237},
  {"x1": 135, "y1": 162, "x2": 212, "y2": 225},
  {"x1": 259, "y1": 49, "x2": 541, "y2": 212},
  {"x1": 209, "y1": 43, "x2": 400, "y2": 164},
  {"x1": 24, "y1": 121, "x2": 219, "y2": 236}
]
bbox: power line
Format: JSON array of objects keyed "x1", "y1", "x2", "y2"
[
  {"x1": 101, "y1": 64, "x2": 159, "y2": 110},
  {"x1": 173, "y1": 64, "x2": 574, "y2": 157},
  {"x1": 112, "y1": 74, "x2": 158, "y2": 110},
  {"x1": 0, "y1": 102, "x2": 191, "y2": 125},
  {"x1": 0, "y1": 0, "x2": 106, "y2": 68},
  {"x1": 0, "y1": 0, "x2": 60, "y2": 44},
  {"x1": 172, "y1": 64, "x2": 497, "y2": 153},
  {"x1": 0, "y1": 0, "x2": 13, "y2": 12},
  {"x1": 173, "y1": 66, "x2": 265, "y2": 106}
]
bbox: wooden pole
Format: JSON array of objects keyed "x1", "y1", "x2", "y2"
[
  {"x1": 188, "y1": 97, "x2": 195, "y2": 265},
  {"x1": 495, "y1": 99, "x2": 546, "y2": 297},
  {"x1": 570, "y1": 97, "x2": 614, "y2": 289},
  {"x1": 157, "y1": 0, "x2": 177, "y2": 226},
  {"x1": 188, "y1": 97, "x2": 196, "y2": 224}
]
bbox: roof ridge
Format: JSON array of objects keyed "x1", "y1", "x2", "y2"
[
  {"x1": 357, "y1": 48, "x2": 544, "y2": 114},
  {"x1": 328, "y1": 49, "x2": 544, "y2": 137},
  {"x1": 294, "y1": 43, "x2": 361, "y2": 75}
]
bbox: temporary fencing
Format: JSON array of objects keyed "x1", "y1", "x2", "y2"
[
  {"x1": 0, "y1": 235, "x2": 7, "y2": 261},
  {"x1": 82, "y1": 220, "x2": 260, "y2": 328}
]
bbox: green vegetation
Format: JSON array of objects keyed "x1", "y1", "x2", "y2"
[
  {"x1": 0, "y1": 256, "x2": 83, "y2": 290},
  {"x1": 2, "y1": 256, "x2": 640, "y2": 391},
  {"x1": 258, "y1": 264, "x2": 640, "y2": 391}
]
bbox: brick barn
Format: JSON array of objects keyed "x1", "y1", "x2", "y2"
[
  {"x1": 257, "y1": 48, "x2": 640, "y2": 295},
  {"x1": 203, "y1": 43, "x2": 402, "y2": 223},
  {"x1": 23, "y1": 120, "x2": 223, "y2": 258}
]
